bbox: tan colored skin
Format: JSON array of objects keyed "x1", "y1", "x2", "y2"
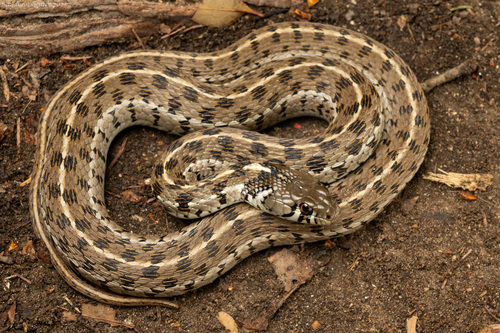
[{"x1": 30, "y1": 22, "x2": 429, "y2": 306}]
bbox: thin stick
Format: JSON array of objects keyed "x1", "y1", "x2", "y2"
[
  {"x1": 131, "y1": 28, "x2": 146, "y2": 50},
  {"x1": 421, "y1": 59, "x2": 478, "y2": 93},
  {"x1": 11, "y1": 271, "x2": 32, "y2": 284},
  {"x1": 107, "y1": 138, "x2": 127, "y2": 171},
  {"x1": 0, "y1": 66, "x2": 10, "y2": 103}
]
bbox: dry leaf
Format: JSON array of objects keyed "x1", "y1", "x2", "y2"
[
  {"x1": 397, "y1": 15, "x2": 407, "y2": 30},
  {"x1": 424, "y1": 171, "x2": 493, "y2": 191},
  {"x1": 8, "y1": 303, "x2": 16, "y2": 325},
  {"x1": 81, "y1": 303, "x2": 136, "y2": 328},
  {"x1": 22, "y1": 240, "x2": 34, "y2": 255},
  {"x1": 40, "y1": 58, "x2": 50, "y2": 67},
  {"x1": 218, "y1": 311, "x2": 238, "y2": 333},
  {"x1": 477, "y1": 324, "x2": 500, "y2": 333},
  {"x1": 82, "y1": 303, "x2": 117, "y2": 326},
  {"x1": 121, "y1": 189, "x2": 144, "y2": 203},
  {"x1": 62, "y1": 311, "x2": 78, "y2": 322},
  {"x1": 407, "y1": 315, "x2": 418, "y2": 333},
  {"x1": 460, "y1": 191, "x2": 477, "y2": 200},
  {"x1": 8, "y1": 240, "x2": 17, "y2": 251},
  {"x1": 267, "y1": 248, "x2": 319, "y2": 292},
  {"x1": 192, "y1": 0, "x2": 263, "y2": 28}
]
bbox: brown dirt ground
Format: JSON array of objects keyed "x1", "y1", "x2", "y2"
[{"x1": 1, "y1": 1, "x2": 499, "y2": 332}]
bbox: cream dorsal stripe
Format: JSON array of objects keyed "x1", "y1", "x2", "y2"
[{"x1": 30, "y1": 22, "x2": 430, "y2": 306}]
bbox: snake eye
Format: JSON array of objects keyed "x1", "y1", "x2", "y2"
[{"x1": 299, "y1": 203, "x2": 313, "y2": 215}]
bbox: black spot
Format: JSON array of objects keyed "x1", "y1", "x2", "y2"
[
  {"x1": 152, "y1": 74, "x2": 169, "y2": 90},
  {"x1": 75, "y1": 102, "x2": 89, "y2": 117},
  {"x1": 94, "y1": 237, "x2": 110, "y2": 250},
  {"x1": 284, "y1": 148, "x2": 303, "y2": 160},
  {"x1": 336, "y1": 36, "x2": 348, "y2": 46},
  {"x1": 163, "y1": 66, "x2": 181, "y2": 78},
  {"x1": 142, "y1": 265, "x2": 160, "y2": 279},
  {"x1": 347, "y1": 119, "x2": 366, "y2": 135},
  {"x1": 345, "y1": 139, "x2": 363, "y2": 156},
  {"x1": 119, "y1": 72, "x2": 137, "y2": 85},
  {"x1": 250, "y1": 142, "x2": 269, "y2": 157},
  {"x1": 216, "y1": 98, "x2": 235, "y2": 109},
  {"x1": 62, "y1": 188, "x2": 78, "y2": 205},
  {"x1": 162, "y1": 278, "x2": 178, "y2": 288},
  {"x1": 176, "y1": 257, "x2": 192, "y2": 272},
  {"x1": 183, "y1": 86, "x2": 199, "y2": 103},
  {"x1": 358, "y1": 45, "x2": 372, "y2": 58},
  {"x1": 306, "y1": 155, "x2": 327, "y2": 173},
  {"x1": 319, "y1": 139, "x2": 339, "y2": 152},
  {"x1": 127, "y1": 61, "x2": 147, "y2": 70},
  {"x1": 111, "y1": 89, "x2": 124, "y2": 104},
  {"x1": 91, "y1": 69, "x2": 109, "y2": 81},
  {"x1": 68, "y1": 90, "x2": 82, "y2": 105},
  {"x1": 102, "y1": 258, "x2": 120, "y2": 272},
  {"x1": 307, "y1": 65, "x2": 325, "y2": 79},
  {"x1": 380, "y1": 59, "x2": 392, "y2": 74},
  {"x1": 251, "y1": 85, "x2": 267, "y2": 101},
  {"x1": 63, "y1": 154, "x2": 77, "y2": 172}
]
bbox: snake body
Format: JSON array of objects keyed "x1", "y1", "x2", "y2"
[{"x1": 30, "y1": 22, "x2": 430, "y2": 306}]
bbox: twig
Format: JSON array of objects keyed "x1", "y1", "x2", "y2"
[
  {"x1": 480, "y1": 39, "x2": 493, "y2": 52},
  {"x1": 14, "y1": 62, "x2": 30, "y2": 73},
  {"x1": 0, "y1": 66, "x2": 9, "y2": 103},
  {"x1": 104, "y1": 190, "x2": 124, "y2": 199},
  {"x1": 161, "y1": 24, "x2": 203, "y2": 39},
  {"x1": 245, "y1": 0, "x2": 295, "y2": 8},
  {"x1": 16, "y1": 117, "x2": 21, "y2": 153},
  {"x1": 107, "y1": 138, "x2": 127, "y2": 171},
  {"x1": 421, "y1": 59, "x2": 478, "y2": 93},
  {"x1": 485, "y1": 306, "x2": 500, "y2": 322},
  {"x1": 441, "y1": 249, "x2": 473, "y2": 284},
  {"x1": 11, "y1": 271, "x2": 32, "y2": 284},
  {"x1": 60, "y1": 55, "x2": 93, "y2": 61},
  {"x1": 131, "y1": 28, "x2": 146, "y2": 49},
  {"x1": 407, "y1": 24, "x2": 416, "y2": 44}
]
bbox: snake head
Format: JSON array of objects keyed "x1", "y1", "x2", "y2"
[{"x1": 243, "y1": 163, "x2": 340, "y2": 226}]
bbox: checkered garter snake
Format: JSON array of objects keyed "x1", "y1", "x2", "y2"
[{"x1": 30, "y1": 22, "x2": 430, "y2": 307}]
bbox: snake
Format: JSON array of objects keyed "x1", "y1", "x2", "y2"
[{"x1": 29, "y1": 22, "x2": 430, "y2": 307}]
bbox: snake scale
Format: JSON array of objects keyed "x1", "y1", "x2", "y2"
[{"x1": 30, "y1": 22, "x2": 430, "y2": 307}]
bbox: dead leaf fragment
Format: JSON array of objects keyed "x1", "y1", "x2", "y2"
[
  {"x1": 40, "y1": 58, "x2": 50, "y2": 67},
  {"x1": 82, "y1": 304, "x2": 118, "y2": 326},
  {"x1": 22, "y1": 240, "x2": 34, "y2": 256},
  {"x1": 397, "y1": 15, "x2": 407, "y2": 30},
  {"x1": 62, "y1": 311, "x2": 78, "y2": 322},
  {"x1": 122, "y1": 189, "x2": 144, "y2": 203},
  {"x1": 424, "y1": 170, "x2": 493, "y2": 191},
  {"x1": 218, "y1": 311, "x2": 238, "y2": 333},
  {"x1": 0, "y1": 122, "x2": 10, "y2": 142},
  {"x1": 460, "y1": 191, "x2": 477, "y2": 201},
  {"x1": 477, "y1": 324, "x2": 500, "y2": 333},
  {"x1": 407, "y1": 315, "x2": 417, "y2": 333},
  {"x1": 192, "y1": 0, "x2": 263, "y2": 27},
  {"x1": 267, "y1": 248, "x2": 319, "y2": 292},
  {"x1": 8, "y1": 241, "x2": 17, "y2": 251},
  {"x1": 294, "y1": 9, "x2": 312, "y2": 20},
  {"x1": 8, "y1": 303, "x2": 16, "y2": 325}
]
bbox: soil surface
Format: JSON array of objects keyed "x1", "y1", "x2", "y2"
[{"x1": 1, "y1": 1, "x2": 499, "y2": 332}]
